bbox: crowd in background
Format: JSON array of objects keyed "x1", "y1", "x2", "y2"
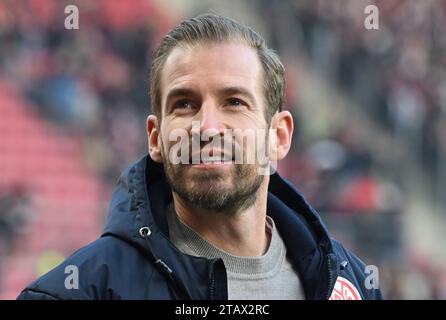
[
  {"x1": 263, "y1": 0, "x2": 446, "y2": 204},
  {"x1": 1, "y1": 0, "x2": 446, "y2": 299}
]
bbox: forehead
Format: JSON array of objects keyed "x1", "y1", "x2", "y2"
[{"x1": 160, "y1": 42, "x2": 263, "y2": 104}]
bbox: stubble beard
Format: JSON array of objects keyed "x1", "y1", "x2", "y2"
[{"x1": 162, "y1": 150, "x2": 264, "y2": 214}]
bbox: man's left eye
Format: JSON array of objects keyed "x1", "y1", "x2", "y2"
[{"x1": 227, "y1": 98, "x2": 244, "y2": 107}]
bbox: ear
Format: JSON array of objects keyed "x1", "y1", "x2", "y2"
[
  {"x1": 147, "y1": 115, "x2": 163, "y2": 163},
  {"x1": 269, "y1": 111, "x2": 294, "y2": 161}
]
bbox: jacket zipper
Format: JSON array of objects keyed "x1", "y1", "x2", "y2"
[
  {"x1": 325, "y1": 255, "x2": 335, "y2": 299},
  {"x1": 209, "y1": 271, "x2": 215, "y2": 300}
]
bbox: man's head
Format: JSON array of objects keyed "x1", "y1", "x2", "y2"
[
  {"x1": 150, "y1": 13, "x2": 285, "y2": 124},
  {"x1": 147, "y1": 14, "x2": 293, "y2": 213}
]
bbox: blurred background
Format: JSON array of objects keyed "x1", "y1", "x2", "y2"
[{"x1": 1, "y1": 0, "x2": 446, "y2": 299}]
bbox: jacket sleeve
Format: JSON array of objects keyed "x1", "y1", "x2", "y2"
[
  {"x1": 15, "y1": 237, "x2": 125, "y2": 300},
  {"x1": 17, "y1": 289, "x2": 61, "y2": 300}
]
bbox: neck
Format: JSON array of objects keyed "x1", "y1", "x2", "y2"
[{"x1": 171, "y1": 177, "x2": 271, "y2": 257}]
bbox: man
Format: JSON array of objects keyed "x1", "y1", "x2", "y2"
[{"x1": 18, "y1": 14, "x2": 382, "y2": 300}]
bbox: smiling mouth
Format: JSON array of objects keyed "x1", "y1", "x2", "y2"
[
  {"x1": 189, "y1": 149, "x2": 234, "y2": 165},
  {"x1": 191, "y1": 160, "x2": 233, "y2": 165},
  {"x1": 189, "y1": 158, "x2": 233, "y2": 165},
  {"x1": 189, "y1": 161, "x2": 233, "y2": 170},
  {"x1": 188, "y1": 155, "x2": 234, "y2": 167}
]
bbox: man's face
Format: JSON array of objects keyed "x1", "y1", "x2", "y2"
[{"x1": 157, "y1": 42, "x2": 269, "y2": 212}]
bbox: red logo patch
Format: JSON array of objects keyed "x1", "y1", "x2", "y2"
[{"x1": 329, "y1": 277, "x2": 362, "y2": 300}]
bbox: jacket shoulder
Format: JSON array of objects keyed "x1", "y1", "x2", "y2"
[
  {"x1": 17, "y1": 236, "x2": 146, "y2": 300},
  {"x1": 331, "y1": 239, "x2": 383, "y2": 300}
]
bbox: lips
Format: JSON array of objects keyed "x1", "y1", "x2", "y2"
[{"x1": 190, "y1": 149, "x2": 233, "y2": 164}]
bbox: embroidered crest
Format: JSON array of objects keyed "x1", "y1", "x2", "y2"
[{"x1": 329, "y1": 277, "x2": 362, "y2": 300}]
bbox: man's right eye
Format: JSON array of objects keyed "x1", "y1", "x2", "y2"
[{"x1": 173, "y1": 100, "x2": 194, "y2": 111}]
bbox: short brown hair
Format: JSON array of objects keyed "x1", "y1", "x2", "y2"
[{"x1": 149, "y1": 14, "x2": 285, "y2": 123}]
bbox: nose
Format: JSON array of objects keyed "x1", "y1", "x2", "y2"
[{"x1": 195, "y1": 101, "x2": 226, "y2": 135}]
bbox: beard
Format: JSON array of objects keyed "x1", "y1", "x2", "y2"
[{"x1": 162, "y1": 151, "x2": 265, "y2": 213}]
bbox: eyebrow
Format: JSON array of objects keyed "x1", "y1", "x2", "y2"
[
  {"x1": 218, "y1": 86, "x2": 256, "y2": 105},
  {"x1": 165, "y1": 88, "x2": 199, "y2": 105}
]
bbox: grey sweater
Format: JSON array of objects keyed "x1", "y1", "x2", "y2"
[{"x1": 167, "y1": 203, "x2": 305, "y2": 300}]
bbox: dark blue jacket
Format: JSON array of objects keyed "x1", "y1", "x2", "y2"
[{"x1": 17, "y1": 155, "x2": 382, "y2": 300}]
